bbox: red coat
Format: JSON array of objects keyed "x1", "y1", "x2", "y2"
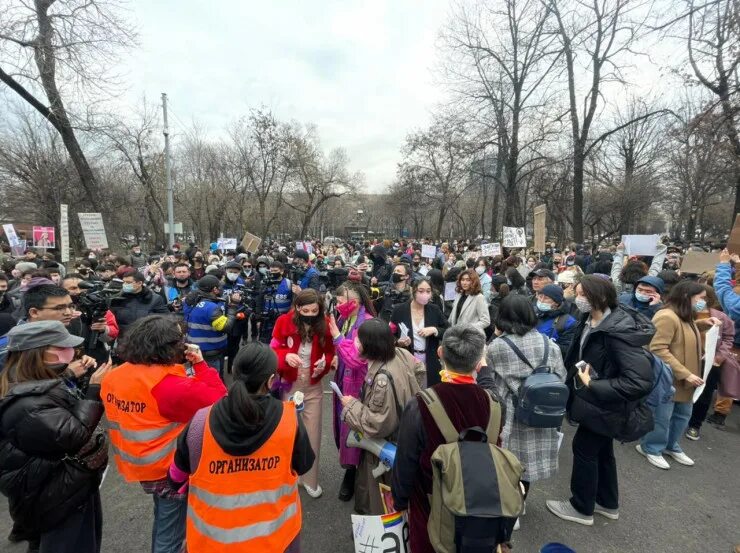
[{"x1": 271, "y1": 311, "x2": 335, "y2": 385}]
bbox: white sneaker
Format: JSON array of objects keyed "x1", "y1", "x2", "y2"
[
  {"x1": 664, "y1": 449, "x2": 694, "y2": 466},
  {"x1": 513, "y1": 518, "x2": 520, "y2": 531},
  {"x1": 303, "y1": 483, "x2": 323, "y2": 498},
  {"x1": 635, "y1": 444, "x2": 670, "y2": 470}
]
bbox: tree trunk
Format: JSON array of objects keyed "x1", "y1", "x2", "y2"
[{"x1": 572, "y1": 144, "x2": 585, "y2": 243}]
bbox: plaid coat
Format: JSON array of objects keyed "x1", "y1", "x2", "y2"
[{"x1": 487, "y1": 329, "x2": 567, "y2": 482}]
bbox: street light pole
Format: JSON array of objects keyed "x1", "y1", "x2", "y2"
[{"x1": 162, "y1": 93, "x2": 175, "y2": 248}]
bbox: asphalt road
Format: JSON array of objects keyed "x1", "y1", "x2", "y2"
[{"x1": 2, "y1": 387, "x2": 739, "y2": 553}]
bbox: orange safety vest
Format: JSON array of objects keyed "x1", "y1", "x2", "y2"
[
  {"x1": 187, "y1": 402, "x2": 301, "y2": 552},
  {"x1": 101, "y1": 363, "x2": 187, "y2": 482}
]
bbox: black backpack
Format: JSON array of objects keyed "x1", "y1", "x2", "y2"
[{"x1": 499, "y1": 335, "x2": 569, "y2": 428}]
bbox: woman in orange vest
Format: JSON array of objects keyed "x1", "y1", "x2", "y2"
[
  {"x1": 168, "y1": 342, "x2": 315, "y2": 552},
  {"x1": 101, "y1": 315, "x2": 227, "y2": 553}
]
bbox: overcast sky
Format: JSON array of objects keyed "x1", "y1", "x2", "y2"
[{"x1": 121, "y1": 0, "x2": 449, "y2": 192}]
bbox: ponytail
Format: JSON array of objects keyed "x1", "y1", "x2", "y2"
[{"x1": 225, "y1": 379, "x2": 265, "y2": 427}]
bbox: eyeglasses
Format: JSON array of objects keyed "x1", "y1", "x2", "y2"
[{"x1": 39, "y1": 303, "x2": 75, "y2": 312}]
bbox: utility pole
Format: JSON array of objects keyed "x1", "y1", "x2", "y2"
[{"x1": 162, "y1": 93, "x2": 175, "y2": 248}]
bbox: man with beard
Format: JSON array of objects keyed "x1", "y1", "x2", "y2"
[{"x1": 163, "y1": 262, "x2": 196, "y2": 314}]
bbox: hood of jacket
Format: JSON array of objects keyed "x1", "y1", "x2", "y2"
[
  {"x1": 209, "y1": 395, "x2": 284, "y2": 457},
  {"x1": 586, "y1": 305, "x2": 655, "y2": 348},
  {"x1": 370, "y1": 244, "x2": 387, "y2": 261}
]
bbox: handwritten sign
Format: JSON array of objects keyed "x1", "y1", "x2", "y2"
[
  {"x1": 352, "y1": 512, "x2": 409, "y2": 553},
  {"x1": 241, "y1": 231, "x2": 261, "y2": 253},
  {"x1": 78, "y1": 213, "x2": 108, "y2": 250},
  {"x1": 503, "y1": 227, "x2": 526, "y2": 248},
  {"x1": 2, "y1": 224, "x2": 20, "y2": 248},
  {"x1": 217, "y1": 238, "x2": 237, "y2": 250},
  {"x1": 421, "y1": 244, "x2": 437, "y2": 260},
  {"x1": 481, "y1": 242, "x2": 502, "y2": 257}
]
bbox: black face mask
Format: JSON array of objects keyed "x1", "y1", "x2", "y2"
[
  {"x1": 412, "y1": 262, "x2": 420, "y2": 268},
  {"x1": 175, "y1": 277, "x2": 190, "y2": 284},
  {"x1": 391, "y1": 273, "x2": 405, "y2": 283},
  {"x1": 270, "y1": 272, "x2": 282, "y2": 280},
  {"x1": 298, "y1": 314, "x2": 319, "y2": 325}
]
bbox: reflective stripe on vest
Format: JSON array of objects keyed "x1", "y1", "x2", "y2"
[
  {"x1": 101, "y1": 363, "x2": 187, "y2": 482},
  {"x1": 186, "y1": 402, "x2": 301, "y2": 551},
  {"x1": 184, "y1": 300, "x2": 227, "y2": 352}
]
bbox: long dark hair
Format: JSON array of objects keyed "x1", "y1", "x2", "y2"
[
  {"x1": 292, "y1": 289, "x2": 327, "y2": 346},
  {"x1": 225, "y1": 343, "x2": 277, "y2": 428},
  {"x1": 664, "y1": 280, "x2": 706, "y2": 323},
  {"x1": 117, "y1": 315, "x2": 186, "y2": 365}
]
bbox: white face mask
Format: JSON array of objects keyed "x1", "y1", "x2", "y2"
[
  {"x1": 226, "y1": 272, "x2": 239, "y2": 282},
  {"x1": 475, "y1": 266, "x2": 485, "y2": 276}
]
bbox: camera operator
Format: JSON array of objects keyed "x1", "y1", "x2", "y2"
[
  {"x1": 109, "y1": 270, "x2": 170, "y2": 338},
  {"x1": 183, "y1": 275, "x2": 241, "y2": 378},
  {"x1": 61, "y1": 275, "x2": 119, "y2": 366},
  {"x1": 270, "y1": 261, "x2": 293, "y2": 315},
  {"x1": 223, "y1": 261, "x2": 247, "y2": 372},
  {"x1": 376, "y1": 262, "x2": 413, "y2": 321},
  {"x1": 163, "y1": 262, "x2": 196, "y2": 315},
  {"x1": 290, "y1": 250, "x2": 320, "y2": 294}
]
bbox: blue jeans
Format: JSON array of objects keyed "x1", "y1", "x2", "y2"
[
  {"x1": 640, "y1": 401, "x2": 693, "y2": 455},
  {"x1": 151, "y1": 494, "x2": 186, "y2": 553}
]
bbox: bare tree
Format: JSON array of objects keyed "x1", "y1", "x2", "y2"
[{"x1": 0, "y1": 0, "x2": 136, "y2": 212}]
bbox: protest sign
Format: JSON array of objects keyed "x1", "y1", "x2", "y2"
[
  {"x1": 727, "y1": 214, "x2": 740, "y2": 255},
  {"x1": 296, "y1": 241, "x2": 314, "y2": 254},
  {"x1": 32, "y1": 226, "x2": 55, "y2": 249},
  {"x1": 421, "y1": 244, "x2": 437, "y2": 259},
  {"x1": 10, "y1": 240, "x2": 26, "y2": 257},
  {"x1": 694, "y1": 324, "x2": 719, "y2": 403},
  {"x1": 444, "y1": 281, "x2": 457, "y2": 301},
  {"x1": 481, "y1": 242, "x2": 502, "y2": 257},
  {"x1": 534, "y1": 204, "x2": 546, "y2": 252},
  {"x1": 352, "y1": 512, "x2": 409, "y2": 553},
  {"x1": 622, "y1": 234, "x2": 660, "y2": 256},
  {"x1": 680, "y1": 251, "x2": 719, "y2": 275},
  {"x1": 217, "y1": 237, "x2": 237, "y2": 250},
  {"x1": 77, "y1": 213, "x2": 108, "y2": 250},
  {"x1": 60, "y1": 205, "x2": 69, "y2": 262},
  {"x1": 503, "y1": 227, "x2": 526, "y2": 248},
  {"x1": 2, "y1": 224, "x2": 20, "y2": 248},
  {"x1": 241, "y1": 232, "x2": 261, "y2": 253}
]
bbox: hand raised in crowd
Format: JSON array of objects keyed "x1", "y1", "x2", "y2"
[
  {"x1": 720, "y1": 249, "x2": 731, "y2": 263},
  {"x1": 285, "y1": 353, "x2": 302, "y2": 369},
  {"x1": 291, "y1": 284, "x2": 302, "y2": 295},
  {"x1": 328, "y1": 315, "x2": 340, "y2": 339},
  {"x1": 90, "y1": 320, "x2": 107, "y2": 332},
  {"x1": 647, "y1": 291, "x2": 662, "y2": 306},
  {"x1": 67, "y1": 355, "x2": 97, "y2": 377},
  {"x1": 89, "y1": 361, "x2": 113, "y2": 385},
  {"x1": 184, "y1": 343, "x2": 204, "y2": 364}
]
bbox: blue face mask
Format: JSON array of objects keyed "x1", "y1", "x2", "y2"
[
  {"x1": 634, "y1": 292, "x2": 651, "y2": 303},
  {"x1": 693, "y1": 299, "x2": 707, "y2": 312},
  {"x1": 122, "y1": 283, "x2": 135, "y2": 294},
  {"x1": 536, "y1": 301, "x2": 552, "y2": 312}
]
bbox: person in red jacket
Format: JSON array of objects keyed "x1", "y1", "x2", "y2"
[{"x1": 271, "y1": 288, "x2": 335, "y2": 498}]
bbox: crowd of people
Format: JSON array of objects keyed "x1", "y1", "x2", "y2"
[{"x1": 0, "y1": 235, "x2": 738, "y2": 552}]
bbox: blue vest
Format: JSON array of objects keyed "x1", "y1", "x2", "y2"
[
  {"x1": 183, "y1": 299, "x2": 227, "y2": 352},
  {"x1": 536, "y1": 313, "x2": 576, "y2": 342},
  {"x1": 300, "y1": 267, "x2": 318, "y2": 290},
  {"x1": 273, "y1": 278, "x2": 293, "y2": 313},
  {"x1": 164, "y1": 281, "x2": 194, "y2": 303}
]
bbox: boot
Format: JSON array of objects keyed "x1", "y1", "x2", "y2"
[{"x1": 338, "y1": 467, "x2": 356, "y2": 502}]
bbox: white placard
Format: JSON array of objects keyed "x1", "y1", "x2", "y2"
[
  {"x1": 352, "y1": 513, "x2": 409, "y2": 553},
  {"x1": 421, "y1": 244, "x2": 437, "y2": 260},
  {"x1": 694, "y1": 324, "x2": 720, "y2": 403},
  {"x1": 217, "y1": 238, "x2": 237, "y2": 250},
  {"x1": 502, "y1": 227, "x2": 526, "y2": 248},
  {"x1": 2, "y1": 224, "x2": 20, "y2": 248},
  {"x1": 481, "y1": 242, "x2": 502, "y2": 257},
  {"x1": 444, "y1": 281, "x2": 457, "y2": 302},
  {"x1": 60, "y1": 204, "x2": 70, "y2": 262},
  {"x1": 622, "y1": 234, "x2": 660, "y2": 256},
  {"x1": 296, "y1": 241, "x2": 314, "y2": 254},
  {"x1": 77, "y1": 213, "x2": 108, "y2": 250}
]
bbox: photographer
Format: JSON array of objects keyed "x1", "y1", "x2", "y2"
[
  {"x1": 291, "y1": 249, "x2": 320, "y2": 293},
  {"x1": 183, "y1": 275, "x2": 241, "y2": 378},
  {"x1": 62, "y1": 275, "x2": 119, "y2": 365}
]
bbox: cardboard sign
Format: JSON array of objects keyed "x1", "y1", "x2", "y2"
[
  {"x1": 421, "y1": 244, "x2": 437, "y2": 260},
  {"x1": 32, "y1": 226, "x2": 55, "y2": 249},
  {"x1": 241, "y1": 232, "x2": 261, "y2": 254},
  {"x1": 78, "y1": 213, "x2": 108, "y2": 250},
  {"x1": 217, "y1": 238, "x2": 237, "y2": 250},
  {"x1": 503, "y1": 227, "x2": 526, "y2": 248},
  {"x1": 533, "y1": 204, "x2": 546, "y2": 253},
  {"x1": 352, "y1": 512, "x2": 409, "y2": 553},
  {"x1": 622, "y1": 234, "x2": 660, "y2": 256},
  {"x1": 2, "y1": 224, "x2": 20, "y2": 248},
  {"x1": 60, "y1": 205, "x2": 70, "y2": 262},
  {"x1": 680, "y1": 251, "x2": 719, "y2": 275},
  {"x1": 481, "y1": 242, "x2": 502, "y2": 257},
  {"x1": 727, "y1": 214, "x2": 740, "y2": 255}
]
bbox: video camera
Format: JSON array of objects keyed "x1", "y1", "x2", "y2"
[{"x1": 76, "y1": 280, "x2": 121, "y2": 351}]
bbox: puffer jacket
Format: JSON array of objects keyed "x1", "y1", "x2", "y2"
[
  {"x1": 565, "y1": 306, "x2": 655, "y2": 442},
  {"x1": 0, "y1": 379, "x2": 105, "y2": 533},
  {"x1": 110, "y1": 287, "x2": 169, "y2": 336}
]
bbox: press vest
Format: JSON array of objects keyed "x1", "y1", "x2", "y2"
[
  {"x1": 101, "y1": 363, "x2": 186, "y2": 482},
  {"x1": 187, "y1": 403, "x2": 301, "y2": 551},
  {"x1": 184, "y1": 299, "x2": 228, "y2": 352},
  {"x1": 273, "y1": 278, "x2": 292, "y2": 314}
]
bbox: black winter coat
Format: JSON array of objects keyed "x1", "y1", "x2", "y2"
[
  {"x1": 110, "y1": 287, "x2": 169, "y2": 336},
  {"x1": 564, "y1": 306, "x2": 655, "y2": 442},
  {"x1": 0, "y1": 379, "x2": 105, "y2": 533}
]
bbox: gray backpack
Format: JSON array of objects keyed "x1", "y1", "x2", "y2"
[{"x1": 420, "y1": 388, "x2": 524, "y2": 553}]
